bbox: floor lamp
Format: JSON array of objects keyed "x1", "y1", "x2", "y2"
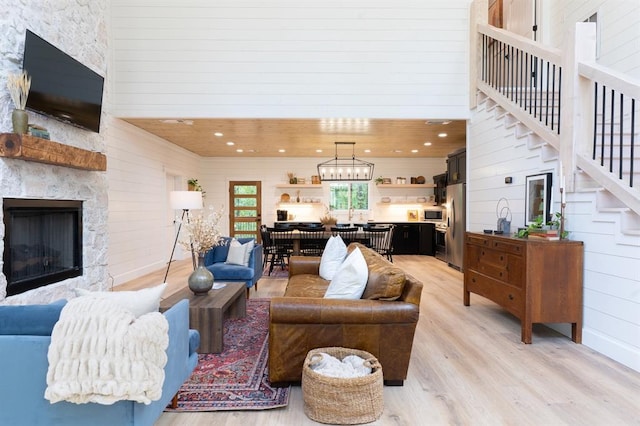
[{"x1": 164, "y1": 190, "x2": 203, "y2": 282}]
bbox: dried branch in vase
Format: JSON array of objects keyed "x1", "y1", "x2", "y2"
[{"x1": 7, "y1": 71, "x2": 31, "y2": 110}]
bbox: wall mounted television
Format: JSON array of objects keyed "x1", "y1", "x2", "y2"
[{"x1": 22, "y1": 30, "x2": 104, "y2": 133}]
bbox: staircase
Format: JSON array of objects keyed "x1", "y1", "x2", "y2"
[{"x1": 475, "y1": 23, "x2": 640, "y2": 246}]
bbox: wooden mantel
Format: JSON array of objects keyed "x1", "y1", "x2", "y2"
[{"x1": 0, "y1": 133, "x2": 106, "y2": 171}]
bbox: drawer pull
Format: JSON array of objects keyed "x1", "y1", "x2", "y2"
[
  {"x1": 472, "y1": 278, "x2": 476, "y2": 283},
  {"x1": 500, "y1": 256, "x2": 504, "y2": 261},
  {"x1": 508, "y1": 294, "x2": 514, "y2": 300},
  {"x1": 499, "y1": 272, "x2": 503, "y2": 277}
]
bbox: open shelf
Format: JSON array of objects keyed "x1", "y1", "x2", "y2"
[
  {"x1": 376, "y1": 184, "x2": 436, "y2": 188},
  {"x1": 275, "y1": 184, "x2": 323, "y2": 189}
]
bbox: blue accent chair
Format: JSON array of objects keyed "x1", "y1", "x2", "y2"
[{"x1": 203, "y1": 237, "x2": 263, "y2": 295}]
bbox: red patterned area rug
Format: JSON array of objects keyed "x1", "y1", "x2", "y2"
[
  {"x1": 262, "y1": 264, "x2": 289, "y2": 278},
  {"x1": 165, "y1": 299, "x2": 290, "y2": 411}
]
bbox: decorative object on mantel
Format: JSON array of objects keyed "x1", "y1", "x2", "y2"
[
  {"x1": 317, "y1": 142, "x2": 374, "y2": 181},
  {"x1": 6, "y1": 71, "x2": 31, "y2": 134},
  {"x1": 179, "y1": 206, "x2": 224, "y2": 295}
]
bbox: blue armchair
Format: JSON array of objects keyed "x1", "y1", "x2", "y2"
[{"x1": 203, "y1": 237, "x2": 263, "y2": 295}]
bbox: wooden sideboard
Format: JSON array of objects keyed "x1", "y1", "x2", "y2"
[{"x1": 463, "y1": 232, "x2": 584, "y2": 344}]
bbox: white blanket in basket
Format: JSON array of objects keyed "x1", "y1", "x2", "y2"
[{"x1": 45, "y1": 296, "x2": 169, "y2": 405}]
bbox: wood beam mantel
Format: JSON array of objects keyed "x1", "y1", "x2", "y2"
[{"x1": 0, "y1": 133, "x2": 106, "y2": 171}]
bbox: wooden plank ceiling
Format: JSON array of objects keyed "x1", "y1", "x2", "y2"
[{"x1": 123, "y1": 118, "x2": 466, "y2": 158}]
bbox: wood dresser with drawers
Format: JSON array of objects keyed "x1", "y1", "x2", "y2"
[{"x1": 464, "y1": 232, "x2": 584, "y2": 344}]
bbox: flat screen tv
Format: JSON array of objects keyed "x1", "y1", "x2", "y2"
[{"x1": 22, "y1": 30, "x2": 104, "y2": 133}]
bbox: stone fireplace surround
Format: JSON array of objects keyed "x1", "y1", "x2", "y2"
[{"x1": 0, "y1": 155, "x2": 109, "y2": 305}]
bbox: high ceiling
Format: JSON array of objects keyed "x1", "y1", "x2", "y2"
[{"x1": 123, "y1": 118, "x2": 466, "y2": 158}]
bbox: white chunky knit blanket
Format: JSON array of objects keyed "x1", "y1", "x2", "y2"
[{"x1": 44, "y1": 296, "x2": 169, "y2": 405}]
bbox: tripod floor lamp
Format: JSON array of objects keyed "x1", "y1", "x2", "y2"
[{"x1": 164, "y1": 190, "x2": 203, "y2": 282}]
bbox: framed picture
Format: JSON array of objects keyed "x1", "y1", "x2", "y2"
[
  {"x1": 525, "y1": 173, "x2": 552, "y2": 225},
  {"x1": 407, "y1": 209, "x2": 419, "y2": 221}
]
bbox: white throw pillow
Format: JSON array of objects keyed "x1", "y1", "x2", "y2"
[
  {"x1": 74, "y1": 283, "x2": 167, "y2": 318},
  {"x1": 319, "y1": 235, "x2": 348, "y2": 280},
  {"x1": 225, "y1": 239, "x2": 254, "y2": 266},
  {"x1": 324, "y1": 247, "x2": 368, "y2": 299}
]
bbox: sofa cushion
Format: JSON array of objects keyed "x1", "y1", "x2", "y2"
[
  {"x1": 349, "y1": 243, "x2": 406, "y2": 300},
  {"x1": 324, "y1": 247, "x2": 368, "y2": 299},
  {"x1": 319, "y1": 235, "x2": 347, "y2": 280},
  {"x1": 207, "y1": 262, "x2": 254, "y2": 281},
  {"x1": 74, "y1": 283, "x2": 167, "y2": 318},
  {"x1": 0, "y1": 299, "x2": 67, "y2": 336},
  {"x1": 285, "y1": 274, "x2": 329, "y2": 297}
]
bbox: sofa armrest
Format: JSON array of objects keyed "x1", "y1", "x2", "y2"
[
  {"x1": 270, "y1": 297, "x2": 419, "y2": 324},
  {"x1": 288, "y1": 256, "x2": 321, "y2": 277},
  {"x1": 248, "y1": 243, "x2": 263, "y2": 283}
]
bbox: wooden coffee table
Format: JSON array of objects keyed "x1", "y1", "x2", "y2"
[{"x1": 160, "y1": 282, "x2": 246, "y2": 353}]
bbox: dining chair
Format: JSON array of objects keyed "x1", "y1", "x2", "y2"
[
  {"x1": 260, "y1": 225, "x2": 277, "y2": 271},
  {"x1": 298, "y1": 227, "x2": 326, "y2": 256},
  {"x1": 267, "y1": 227, "x2": 295, "y2": 274},
  {"x1": 363, "y1": 226, "x2": 392, "y2": 260},
  {"x1": 330, "y1": 227, "x2": 359, "y2": 246}
]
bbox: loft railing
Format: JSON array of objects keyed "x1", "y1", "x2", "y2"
[{"x1": 475, "y1": 22, "x2": 640, "y2": 214}]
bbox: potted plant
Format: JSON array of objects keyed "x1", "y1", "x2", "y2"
[{"x1": 187, "y1": 178, "x2": 203, "y2": 192}]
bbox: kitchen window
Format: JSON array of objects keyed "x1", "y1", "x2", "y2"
[{"x1": 329, "y1": 182, "x2": 369, "y2": 211}]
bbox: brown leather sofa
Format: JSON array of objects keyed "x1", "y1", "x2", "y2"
[{"x1": 268, "y1": 243, "x2": 423, "y2": 386}]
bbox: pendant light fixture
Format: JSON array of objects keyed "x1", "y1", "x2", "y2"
[{"x1": 317, "y1": 142, "x2": 374, "y2": 182}]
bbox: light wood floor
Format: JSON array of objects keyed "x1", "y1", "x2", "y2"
[{"x1": 118, "y1": 256, "x2": 640, "y2": 426}]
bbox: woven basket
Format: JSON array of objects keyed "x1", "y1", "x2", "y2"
[{"x1": 302, "y1": 347, "x2": 384, "y2": 425}]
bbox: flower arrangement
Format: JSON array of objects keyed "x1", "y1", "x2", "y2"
[
  {"x1": 179, "y1": 208, "x2": 224, "y2": 255},
  {"x1": 7, "y1": 71, "x2": 31, "y2": 110}
]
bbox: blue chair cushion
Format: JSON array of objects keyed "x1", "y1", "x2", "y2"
[
  {"x1": 0, "y1": 299, "x2": 67, "y2": 336},
  {"x1": 206, "y1": 263, "x2": 254, "y2": 281}
]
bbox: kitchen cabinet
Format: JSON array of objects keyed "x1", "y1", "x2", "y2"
[
  {"x1": 447, "y1": 148, "x2": 466, "y2": 184},
  {"x1": 433, "y1": 173, "x2": 447, "y2": 205},
  {"x1": 464, "y1": 232, "x2": 584, "y2": 343},
  {"x1": 392, "y1": 224, "x2": 420, "y2": 254},
  {"x1": 419, "y1": 223, "x2": 435, "y2": 255}
]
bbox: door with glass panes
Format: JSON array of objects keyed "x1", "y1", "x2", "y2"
[{"x1": 229, "y1": 181, "x2": 262, "y2": 242}]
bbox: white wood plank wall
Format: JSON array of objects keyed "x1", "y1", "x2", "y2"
[
  {"x1": 109, "y1": 0, "x2": 473, "y2": 119},
  {"x1": 106, "y1": 118, "x2": 201, "y2": 285},
  {"x1": 544, "y1": 0, "x2": 640, "y2": 78}
]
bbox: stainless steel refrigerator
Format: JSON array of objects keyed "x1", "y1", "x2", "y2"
[{"x1": 446, "y1": 182, "x2": 466, "y2": 271}]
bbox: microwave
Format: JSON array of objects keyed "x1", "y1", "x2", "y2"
[{"x1": 424, "y1": 210, "x2": 443, "y2": 220}]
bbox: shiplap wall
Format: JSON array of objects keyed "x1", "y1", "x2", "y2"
[
  {"x1": 469, "y1": 101, "x2": 640, "y2": 372},
  {"x1": 545, "y1": 0, "x2": 640, "y2": 78},
  {"x1": 109, "y1": 0, "x2": 472, "y2": 119},
  {"x1": 106, "y1": 118, "x2": 201, "y2": 284}
]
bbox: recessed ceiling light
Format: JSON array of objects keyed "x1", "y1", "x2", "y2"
[
  {"x1": 236, "y1": 149, "x2": 243, "y2": 153},
  {"x1": 424, "y1": 142, "x2": 432, "y2": 146},
  {"x1": 226, "y1": 141, "x2": 235, "y2": 146},
  {"x1": 364, "y1": 149, "x2": 371, "y2": 153},
  {"x1": 394, "y1": 149, "x2": 402, "y2": 153},
  {"x1": 278, "y1": 149, "x2": 286, "y2": 153},
  {"x1": 411, "y1": 149, "x2": 419, "y2": 153},
  {"x1": 438, "y1": 133, "x2": 448, "y2": 138},
  {"x1": 316, "y1": 149, "x2": 323, "y2": 153},
  {"x1": 214, "y1": 132, "x2": 223, "y2": 137},
  {"x1": 160, "y1": 119, "x2": 193, "y2": 125}
]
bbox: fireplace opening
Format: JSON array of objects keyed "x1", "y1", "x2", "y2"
[{"x1": 3, "y1": 198, "x2": 83, "y2": 296}]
